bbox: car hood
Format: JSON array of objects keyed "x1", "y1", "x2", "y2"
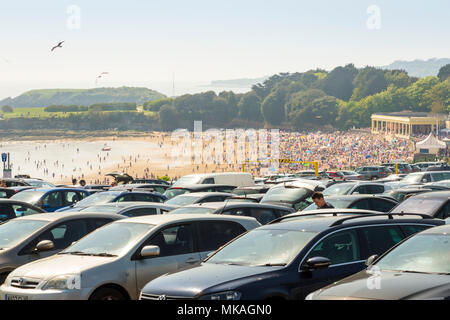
[
  {"x1": 9, "y1": 254, "x2": 116, "y2": 281},
  {"x1": 312, "y1": 269, "x2": 450, "y2": 300},
  {"x1": 142, "y1": 263, "x2": 280, "y2": 298}
]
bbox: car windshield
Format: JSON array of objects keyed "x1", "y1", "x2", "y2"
[
  {"x1": 390, "y1": 197, "x2": 444, "y2": 214},
  {"x1": 25, "y1": 180, "x2": 54, "y2": 188},
  {"x1": 165, "y1": 194, "x2": 200, "y2": 206},
  {"x1": 11, "y1": 190, "x2": 45, "y2": 204},
  {"x1": 341, "y1": 171, "x2": 358, "y2": 176},
  {"x1": 323, "y1": 183, "x2": 355, "y2": 196},
  {"x1": 402, "y1": 174, "x2": 423, "y2": 183},
  {"x1": 79, "y1": 205, "x2": 122, "y2": 213},
  {"x1": 303, "y1": 198, "x2": 353, "y2": 210},
  {"x1": 163, "y1": 188, "x2": 190, "y2": 199},
  {"x1": 74, "y1": 192, "x2": 122, "y2": 207},
  {"x1": 62, "y1": 222, "x2": 153, "y2": 256},
  {"x1": 262, "y1": 187, "x2": 310, "y2": 203},
  {"x1": 375, "y1": 234, "x2": 450, "y2": 274},
  {"x1": 172, "y1": 176, "x2": 201, "y2": 187},
  {"x1": 0, "y1": 219, "x2": 48, "y2": 249},
  {"x1": 167, "y1": 207, "x2": 215, "y2": 214},
  {"x1": 207, "y1": 229, "x2": 317, "y2": 266}
]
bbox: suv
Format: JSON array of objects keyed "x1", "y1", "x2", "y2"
[
  {"x1": 138, "y1": 211, "x2": 443, "y2": 300},
  {"x1": 381, "y1": 163, "x2": 412, "y2": 174},
  {"x1": 323, "y1": 182, "x2": 390, "y2": 196},
  {"x1": 355, "y1": 166, "x2": 391, "y2": 180},
  {"x1": 402, "y1": 171, "x2": 450, "y2": 184}
]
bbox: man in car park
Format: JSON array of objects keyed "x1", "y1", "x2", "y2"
[{"x1": 312, "y1": 192, "x2": 334, "y2": 209}]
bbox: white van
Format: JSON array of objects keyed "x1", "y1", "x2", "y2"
[{"x1": 173, "y1": 172, "x2": 255, "y2": 187}]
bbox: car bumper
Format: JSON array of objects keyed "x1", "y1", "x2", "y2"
[{"x1": 0, "y1": 285, "x2": 92, "y2": 300}]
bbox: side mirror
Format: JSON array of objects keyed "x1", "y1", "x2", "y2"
[
  {"x1": 365, "y1": 254, "x2": 379, "y2": 267},
  {"x1": 140, "y1": 245, "x2": 160, "y2": 258},
  {"x1": 301, "y1": 257, "x2": 331, "y2": 271},
  {"x1": 35, "y1": 240, "x2": 55, "y2": 253}
]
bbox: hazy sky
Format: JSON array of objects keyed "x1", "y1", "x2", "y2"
[{"x1": 0, "y1": 0, "x2": 448, "y2": 98}]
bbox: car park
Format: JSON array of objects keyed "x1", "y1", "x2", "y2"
[
  {"x1": 0, "y1": 199, "x2": 46, "y2": 222},
  {"x1": 389, "y1": 191, "x2": 450, "y2": 219},
  {"x1": 167, "y1": 202, "x2": 294, "y2": 225},
  {"x1": 355, "y1": 166, "x2": 391, "y2": 180},
  {"x1": 0, "y1": 212, "x2": 124, "y2": 284},
  {"x1": 306, "y1": 224, "x2": 450, "y2": 300},
  {"x1": 79, "y1": 202, "x2": 177, "y2": 216},
  {"x1": 0, "y1": 214, "x2": 260, "y2": 300},
  {"x1": 303, "y1": 195, "x2": 398, "y2": 212},
  {"x1": 164, "y1": 192, "x2": 234, "y2": 207},
  {"x1": 11, "y1": 188, "x2": 91, "y2": 212},
  {"x1": 56, "y1": 190, "x2": 168, "y2": 212},
  {"x1": 323, "y1": 182, "x2": 390, "y2": 196},
  {"x1": 163, "y1": 184, "x2": 236, "y2": 200},
  {"x1": 139, "y1": 212, "x2": 443, "y2": 300}
]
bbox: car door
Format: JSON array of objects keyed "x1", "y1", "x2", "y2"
[
  {"x1": 41, "y1": 191, "x2": 65, "y2": 212},
  {"x1": 133, "y1": 223, "x2": 201, "y2": 295},
  {"x1": 297, "y1": 229, "x2": 364, "y2": 298},
  {"x1": 18, "y1": 219, "x2": 91, "y2": 264},
  {"x1": 357, "y1": 225, "x2": 404, "y2": 259},
  {"x1": 195, "y1": 220, "x2": 247, "y2": 261}
]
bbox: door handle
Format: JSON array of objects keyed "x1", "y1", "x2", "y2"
[{"x1": 185, "y1": 258, "x2": 199, "y2": 264}]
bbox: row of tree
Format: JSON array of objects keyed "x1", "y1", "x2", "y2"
[{"x1": 44, "y1": 102, "x2": 137, "y2": 112}]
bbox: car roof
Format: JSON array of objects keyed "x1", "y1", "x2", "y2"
[
  {"x1": 420, "y1": 224, "x2": 450, "y2": 234},
  {"x1": 20, "y1": 187, "x2": 89, "y2": 192},
  {"x1": 82, "y1": 202, "x2": 176, "y2": 209},
  {"x1": 177, "y1": 201, "x2": 294, "y2": 210},
  {"x1": 404, "y1": 190, "x2": 450, "y2": 199},
  {"x1": 116, "y1": 213, "x2": 258, "y2": 225},
  {"x1": 14, "y1": 211, "x2": 124, "y2": 222},
  {"x1": 168, "y1": 184, "x2": 235, "y2": 190},
  {"x1": 172, "y1": 192, "x2": 233, "y2": 197}
]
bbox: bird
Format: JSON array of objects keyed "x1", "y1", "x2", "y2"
[
  {"x1": 51, "y1": 41, "x2": 64, "y2": 52},
  {"x1": 95, "y1": 72, "x2": 109, "y2": 85}
]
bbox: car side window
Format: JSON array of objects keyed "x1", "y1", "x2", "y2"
[
  {"x1": 116, "y1": 194, "x2": 135, "y2": 202},
  {"x1": 366, "y1": 185, "x2": 384, "y2": 194},
  {"x1": 64, "y1": 191, "x2": 80, "y2": 206},
  {"x1": 351, "y1": 199, "x2": 370, "y2": 210},
  {"x1": 201, "y1": 196, "x2": 226, "y2": 203},
  {"x1": 12, "y1": 204, "x2": 41, "y2": 217},
  {"x1": 369, "y1": 199, "x2": 397, "y2": 212},
  {"x1": 0, "y1": 191, "x2": 7, "y2": 198},
  {"x1": 307, "y1": 230, "x2": 360, "y2": 265},
  {"x1": 359, "y1": 225, "x2": 404, "y2": 259},
  {"x1": 42, "y1": 191, "x2": 63, "y2": 207},
  {"x1": 87, "y1": 218, "x2": 113, "y2": 232},
  {"x1": 400, "y1": 225, "x2": 431, "y2": 237},
  {"x1": 123, "y1": 208, "x2": 157, "y2": 217},
  {"x1": 77, "y1": 192, "x2": 89, "y2": 200},
  {"x1": 423, "y1": 174, "x2": 432, "y2": 183},
  {"x1": 202, "y1": 178, "x2": 215, "y2": 184},
  {"x1": 196, "y1": 221, "x2": 246, "y2": 252},
  {"x1": 222, "y1": 208, "x2": 249, "y2": 217},
  {"x1": 249, "y1": 208, "x2": 278, "y2": 225},
  {"x1": 352, "y1": 186, "x2": 365, "y2": 194},
  {"x1": 0, "y1": 204, "x2": 15, "y2": 221},
  {"x1": 134, "y1": 193, "x2": 163, "y2": 203},
  {"x1": 146, "y1": 224, "x2": 195, "y2": 257}
]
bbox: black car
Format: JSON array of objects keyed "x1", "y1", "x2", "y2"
[
  {"x1": 164, "y1": 192, "x2": 235, "y2": 207},
  {"x1": 0, "y1": 199, "x2": 46, "y2": 222},
  {"x1": 303, "y1": 195, "x2": 398, "y2": 212},
  {"x1": 227, "y1": 194, "x2": 265, "y2": 203},
  {"x1": 163, "y1": 184, "x2": 237, "y2": 200},
  {"x1": 167, "y1": 202, "x2": 294, "y2": 225},
  {"x1": 390, "y1": 191, "x2": 450, "y2": 219},
  {"x1": 232, "y1": 186, "x2": 270, "y2": 196},
  {"x1": 2, "y1": 179, "x2": 29, "y2": 188},
  {"x1": 306, "y1": 224, "x2": 450, "y2": 300},
  {"x1": 139, "y1": 211, "x2": 443, "y2": 300},
  {"x1": 383, "y1": 188, "x2": 434, "y2": 202}
]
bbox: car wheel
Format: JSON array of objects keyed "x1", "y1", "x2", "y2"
[{"x1": 89, "y1": 287, "x2": 126, "y2": 300}]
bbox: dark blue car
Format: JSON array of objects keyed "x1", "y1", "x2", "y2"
[
  {"x1": 139, "y1": 210, "x2": 444, "y2": 300},
  {"x1": 10, "y1": 188, "x2": 90, "y2": 212},
  {"x1": 56, "y1": 190, "x2": 168, "y2": 212}
]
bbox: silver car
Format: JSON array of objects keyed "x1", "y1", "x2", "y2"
[
  {"x1": 0, "y1": 212, "x2": 124, "y2": 284},
  {"x1": 0, "y1": 214, "x2": 260, "y2": 300}
]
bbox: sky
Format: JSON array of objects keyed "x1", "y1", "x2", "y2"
[{"x1": 0, "y1": 0, "x2": 449, "y2": 99}]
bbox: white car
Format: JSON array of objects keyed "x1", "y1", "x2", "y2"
[{"x1": 0, "y1": 214, "x2": 260, "y2": 300}]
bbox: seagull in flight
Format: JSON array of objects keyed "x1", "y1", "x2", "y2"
[
  {"x1": 51, "y1": 41, "x2": 64, "y2": 52},
  {"x1": 95, "y1": 72, "x2": 110, "y2": 85}
]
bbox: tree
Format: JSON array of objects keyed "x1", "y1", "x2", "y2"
[
  {"x1": 292, "y1": 96, "x2": 338, "y2": 130},
  {"x1": 351, "y1": 67, "x2": 388, "y2": 101},
  {"x1": 261, "y1": 87, "x2": 286, "y2": 125},
  {"x1": 1, "y1": 105, "x2": 13, "y2": 113},
  {"x1": 438, "y1": 64, "x2": 450, "y2": 81},
  {"x1": 284, "y1": 89, "x2": 326, "y2": 120},
  {"x1": 322, "y1": 64, "x2": 358, "y2": 100},
  {"x1": 237, "y1": 92, "x2": 262, "y2": 122},
  {"x1": 159, "y1": 105, "x2": 180, "y2": 131}
]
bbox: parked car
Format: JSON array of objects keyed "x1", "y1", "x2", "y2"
[
  {"x1": 167, "y1": 202, "x2": 294, "y2": 225},
  {"x1": 56, "y1": 190, "x2": 168, "y2": 212},
  {"x1": 21, "y1": 179, "x2": 55, "y2": 188},
  {"x1": 131, "y1": 179, "x2": 171, "y2": 185},
  {"x1": 426, "y1": 164, "x2": 450, "y2": 171},
  {"x1": 0, "y1": 188, "x2": 17, "y2": 199},
  {"x1": 401, "y1": 171, "x2": 450, "y2": 184},
  {"x1": 381, "y1": 163, "x2": 412, "y2": 174},
  {"x1": 139, "y1": 212, "x2": 443, "y2": 300},
  {"x1": 376, "y1": 174, "x2": 407, "y2": 183},
  {"x1": 337, "y1": 171, "x2": 363, "y2": 181},
  {"x1": 323, "y1": 182, "x2": 390, "y2": 196},
  {"x1": 163, "y1": 184, "x2": 236, "y2": 200},
  {"x1": 227, "y1": 194, "x2": 265, "y2": 203},
  {"x1": 0, "y1": 211, "x2": 124, "y2": 284},
  {"x1": 414, "y1": 161, "x2": 446, "y2": 171},
  {"x1": 110, "y1": 184, "x2": 169, "y2": 195},
  {"x1": 425, "y1": 180, "x2": 450, "y2": 189},
  {"x1": 303, "y1": 195, "x2": 398, "y2": 212},
  {"x1": 11, "y1": 188, "x2": 91, "y2": 212},
  {"x1": 84, "y1": 184, "x2": 110, "y2": 191},
  {"x1": 172, "y1": 172, "x2": 254, "y2": 187},
  {"x1": 306, "y1": 224, "x2": 450, "y2": 300},
  {"x1": 0, "y1": 199, "x2": 46, "y2": 222},
  {"x1": 164, "y1": 192, "x2": 234, "y2": 207},
  {"x1": 79, "y1": 202, "x2": 177, "y2": 216},
  {"x1": 232, "y1": 186, "x2": 270, "y2": 196},
  {"x1": 0, "y1": 214, "x2": 260, "y2": 300},
  {"x1": 2, "y1": 179, "x2": 30, "y2": 188},
  {"x1": 383, "y1": 188, "x2": 434, "y2": 202},
  {"x1": 390, "y1": 191, "x2": 450, "y2": 219},
  {"x1": 355, "y1": 166, "x2": 391, "y2": 180}
]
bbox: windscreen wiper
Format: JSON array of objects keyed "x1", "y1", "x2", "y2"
[
  {"x1": 254, "y1": 263, "x2": 286, "y2": 267},
  {"x1": 89, "y1": 252, "x2": 118, "y2": 257}
]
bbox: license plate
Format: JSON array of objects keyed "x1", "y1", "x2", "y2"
[{"x1": 5, "y1": 294, "x2": 28, "y2": 300}]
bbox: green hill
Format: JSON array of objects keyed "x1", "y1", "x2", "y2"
[{"x1": 0, "y1": 87, "x2": 166, "y2": 108}]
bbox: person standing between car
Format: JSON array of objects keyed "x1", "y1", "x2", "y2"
[
  {"x1": 72, "y1": 178, "x2": 77, "y2": 186},
  {"x1": 0, "y1": 180, "x2": 6, "y2": 188},
  {"x1": 79, "y1": 180, "x2": 86, "y2": 188},
  {"x1": 312, "y1": 192, "x2": 334, "y2": 209}
]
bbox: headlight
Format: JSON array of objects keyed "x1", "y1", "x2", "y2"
[
  {"x1": 3, "y1": 273, "x2": 15, "y2": 287},
  {"x1": 200, "y1": 291, "x2": 242, "y2": 300},
  {"x1": 41, "y1": 275, "x2": 80, "y2": 291}
]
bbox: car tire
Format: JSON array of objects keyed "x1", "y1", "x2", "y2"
[{"x1": 89, "y1": 287, "x2": 127, "y2": 300}]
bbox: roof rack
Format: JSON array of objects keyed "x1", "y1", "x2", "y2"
[
  {"x1": 329, "y1": 213, "x2": 433, "y2": 227},
  {"x1": 268, "y1": 212, "x2": 351, "y2": 224}
]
